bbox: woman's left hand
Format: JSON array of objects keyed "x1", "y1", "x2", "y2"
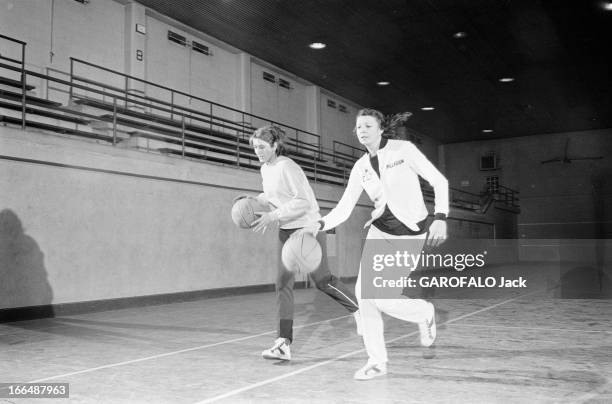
[
  {"x1": 252, "y1": 212, "x2": 279, "y2": 234},
  {"x1": 426, "y1": 219, "x2": 447, "y2": 247}
]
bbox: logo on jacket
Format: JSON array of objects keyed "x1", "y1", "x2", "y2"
[
  {"x1": 362, "y1": 168, "x2": 374, "y2": 182},
  {"x1": 386, "y1": 159, "x2": 405, "y2": 169}
]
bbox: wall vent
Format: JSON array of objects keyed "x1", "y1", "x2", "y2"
[
  {"x1": 480, "y1": 152, "x2": 498, "y2": 170},
  {"x1": 327, "y1": 99, "x2": 336, "y2": 108},
  {"x1": 278, "y1": 78, "x2": 292, "y2": 89},
  {"x1": 486, "y1": 175, "x2": 499, "y2": 193},
  {"x1": 192, "y1": 41, "x2": 211, "y2": 55},
  {"x1": 263, "y1": 71, "x2": 276, "y2": 83},
  {"x1": 168, "y1": 31, "x2": 187, "y2": 46}
]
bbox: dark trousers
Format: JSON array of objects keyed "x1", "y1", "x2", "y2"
[{"x1": 277, "y1": 228, "x2": 359, "y2": 342}]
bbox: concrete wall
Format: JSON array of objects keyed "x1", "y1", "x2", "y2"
[
  {"x1": 0, "y1": 126, "x2": 374, "y2": 309},
  {"x1": 444, "y1": 129, "x2": 612, "y2": 239}
]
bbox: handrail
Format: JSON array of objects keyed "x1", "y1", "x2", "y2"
[
  {"x1": 0, "y1": 60, "x2": 345, "y2": 179},
  {"x1": 0, "y1": 34, "x2": 26, "y2": 45},
  {"x1": 0, "y1": 54, "x2": 23, "y2": 65},
  {"x1": 68, "y1": 57, "x2": 321, "y2": 153}
]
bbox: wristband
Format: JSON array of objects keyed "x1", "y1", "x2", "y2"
[{"x1": 434, "y1": 213, "x2": 447, "y2": 221}]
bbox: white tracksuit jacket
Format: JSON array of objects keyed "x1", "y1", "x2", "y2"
[{"x1": 322, "y1": 139, "x2": 449, "y2": 232}]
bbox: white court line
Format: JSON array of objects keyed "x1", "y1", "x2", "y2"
[
  {"x1": 194, "y1": 293, "x2": 536, "y2": 404},
  {"x1": 26, "y1": 314, "x2": 351, "y2": 383},
  {"x1": 449, "y1": 323, "x2": 612, "y2": 334}
]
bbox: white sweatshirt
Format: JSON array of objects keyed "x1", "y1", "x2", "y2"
[
  {"x1": 322, "y1": 139, "x2": 449, "y2": 231},
  {"x1": 259, "y1": 155, "x2": 321, "y2": 229}
]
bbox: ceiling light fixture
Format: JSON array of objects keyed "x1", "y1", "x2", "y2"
[
  {"x1": 421, "y1": 106, "x2": 435, "y2": 111},
  {"x1": 453, "y1": 31, "x2": 467, "y2": 39},
  {"x1": 499, "y1": 77, "x2": 515, "y2": 83},
  {"x1": 482, "y1": 129, "x2": 494, "y2": 133},
  {"x1": 377, "y1": 81, "x2": 390, "y2": 86},
  {"x1": 309, "y1": 42, "x2": 326, "y2": 49},
  {"x1": 601, "y1": 1, "x2": 612, "y2": 11}
]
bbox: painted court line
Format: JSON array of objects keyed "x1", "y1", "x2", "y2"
[
  {"x1": 449, "y1": 323, "x2": 612, "y2": 334},
  {"x1": 27, "y1": 314, "x2": 351, "y2": 384},
  {"x1": 193, "y1": 293, "x2": 535, "y2": 404}
]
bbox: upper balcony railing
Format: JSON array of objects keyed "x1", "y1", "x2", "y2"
[
  {"x1": 0, "y1": 33, "x2": 520, "y2": 211},
  {"x1": 0, "y1": 33, "x2": 26, "y2": 128},
  {"x1": 68, "y1": 57, "x2": 322, "y2": 159}
]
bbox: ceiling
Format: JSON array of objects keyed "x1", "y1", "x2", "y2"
[{"x1": 137, "y1": 0, "x2": 612, "y2": 143}]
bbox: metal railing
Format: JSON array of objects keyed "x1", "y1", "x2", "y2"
[
  {"x1": 0, "y1": 33, "x2": 26, "y2": 129},
  {"x1": 0, "y1": 34, "x2": 521, "y2": 209},
  {"x1": 493, "y1": 184, "x2": 520, "y2": 208},
  {"x1": 333, "y1": 140, "x2": 363, "y2": 166},
  {"x1": 68, "y1": 57, "x2": 322, "y2": 159}
]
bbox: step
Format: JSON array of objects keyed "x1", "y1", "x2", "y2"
[
  {"x1": 0, "y1": 99, "x2": 89, "y2": 125},
  {"x1": 0, "y1": 89, "x2": 61, "y2": 108},
  {"x1": 0, "y1": 114, "x2": 110, "y2": 142},
  {"x1": 129, "y1": 130, "x2": 257, "y2": 161}
]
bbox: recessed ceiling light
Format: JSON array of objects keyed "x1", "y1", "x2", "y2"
[
  {"x1": 499, "y1": 77, "x2": 515, "y2": 83},
  {"x1": 482, "y1": 129, "x2": 494, "y2": 133},
  {"x1": 309, "y1": 42, "x2": 326, "y2": 49},
  {"x1": 377, "y1": 81, "x2": 391, "y2": 86},
  {"x1": 421, "y1": 106, "x2": 435, "y2": 111},
  {"x1": 601, "y1": 1, "x2": 612, "y2": 11},
  {"x1": 453, "y1": 31, "x2": 467, "y2": 39}
]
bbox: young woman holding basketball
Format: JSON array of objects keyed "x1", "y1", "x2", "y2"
[
  {"x1": 243, "y1": 124, "x2": 359, "y2": 361},
  {"x1": 305, "y1": 109, "x2": 449, "y2": 380}
]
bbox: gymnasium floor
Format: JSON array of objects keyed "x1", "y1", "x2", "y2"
[{"x1": 1, "y1": 274, "x2": 611, "y2": 403}]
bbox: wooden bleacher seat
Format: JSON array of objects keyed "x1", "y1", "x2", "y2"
[
  {"x1": 0, "y1": 114, "x2": 110, "y2": 142},
  {"x1": 0, "y1": 89, "x2": 61, "y2": 108},
  {"x1": 0, "y1": 76, "x2": 35, "y2": 91},
  {"x1": 0, "y1": 99, "x2": 89, "y2": 125}
]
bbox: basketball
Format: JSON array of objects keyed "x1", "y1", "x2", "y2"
[
  {"x1": 281, "y1": 232, "x2": 322, "y2": 274},
  {"x1": 231, "y1": 197, "x2": 270, "y2": 229}
]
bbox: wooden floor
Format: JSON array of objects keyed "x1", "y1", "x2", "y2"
[{"x1": 1, "y1": 275, "x2": 611, "y2": 403}]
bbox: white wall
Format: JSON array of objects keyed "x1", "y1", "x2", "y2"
[
  {"x1": 319, "y1": 92, "x2": 361, "y2": 153},
  {"x1": 144, "y1": 13, "x2": 239, "y2": 118},
  {"x1": 250, "y1": 61, "x2": 308, "y2": 131},
  {"x1": 0, "y1": 0, "x2": 125, "y2": 96}
]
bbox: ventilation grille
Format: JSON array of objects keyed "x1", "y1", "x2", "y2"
[
  {"x1": 263, "y1": 71, "x2": 276, "y2": 83},
  {"x1": 192, "y1": 40, "x2": 210, "y2": 55},
  {"x1": 327, "y1": 99, "x2": 336, "y2": 108},
  {"x1": 168, "y1": 31, "x2": 187, "y2": 46},
  {"x1": 278, "y1": 78, "x2": 292, "y2": 89}
]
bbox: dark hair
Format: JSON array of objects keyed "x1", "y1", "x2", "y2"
[
  {"x1": 250, "y1": 125, "x2": 288, "y2": 156},
  {"x1": 355, "y1": 108, "x2": 412, "y2": 139}
]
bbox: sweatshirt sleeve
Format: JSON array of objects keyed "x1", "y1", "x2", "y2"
[
  {"x1": 320, "y1": 165, "x2": 364, "y2": 230},
  {"x1": 405, "y1": 142, "x2": 449, "y2": 215},
  {"x1": 269, "y1": 162, "x2": 312, "y2": 221}
]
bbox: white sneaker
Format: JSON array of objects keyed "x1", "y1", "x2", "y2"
[
  {"x1": 353, "y1": 310, "x2": 363, "y2": 336},
  {"x1": 354, "y1": 362, "x2": 387, "y2": 380},
  {"x1": 418, "y1": 302, "x2": 436, "y2": 347},
  {"x1": 262, "y1": 338, "x2": 291, "y2": 361}
]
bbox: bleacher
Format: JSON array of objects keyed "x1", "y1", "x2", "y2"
[{"x1": 0, "y1": 33, "x2": 518, "y2": 212}]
